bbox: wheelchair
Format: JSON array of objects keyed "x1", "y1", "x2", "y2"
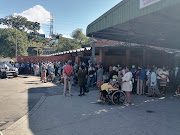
[{"x1": 100, "y1": 89, "x2": 126, "y2": 105}]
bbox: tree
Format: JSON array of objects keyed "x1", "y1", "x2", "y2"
[
  {"x1": 72, "y1": 28, "x2": 91, "y2": 47},
  {"x1": 0, "y1": 28, "x2": 28, "y2": 58},
  {"x1": 72, "y1": 28, "x2": 86, "y2": 43},
  {"x1": 0, "y1": 15, "x2": 40, "y2": 33},
  {"x1": 55, "y1": 37, "x2": 81, "y2": 52}
]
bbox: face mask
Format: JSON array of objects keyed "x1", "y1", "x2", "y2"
[{"x1": 112, "y1": 79, "x2": 116, "y2": 81}]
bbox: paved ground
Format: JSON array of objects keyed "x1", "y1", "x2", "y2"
[
  {"x1": 0, "y1": 75, "x2": 180, "y2": 135},
  {"x1": 0, "y1": 75, "x2": 56, "y2": 130}
]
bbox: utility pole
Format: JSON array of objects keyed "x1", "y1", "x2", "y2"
[
  {"x1": 16, "y1": 29, "x2": 17, "y2": 58},
  {"x1": 50, "y1": 14, "x2": 53, "y2": 38},
  {"x1": 37, "y1": 48, "x2": 38, "y2": 56}
]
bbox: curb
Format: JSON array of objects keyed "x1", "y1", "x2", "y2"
[{"x1": 2, "y1": 96, "x2": 46, "y2": 133}]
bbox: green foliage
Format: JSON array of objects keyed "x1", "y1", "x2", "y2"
[
  {"x1": 55, "y1": 37, "x2": 81, "y2": 52},
  {"x1": 0, "y1": 15, "x2": 40, "y2": 33},
  {"x1": 0, "y1": 28, "x2": 28, "y2": 58},
  {"x1": 51, "y1": 34, "x2": 62, "y2": 39},
  {"x1": 0, "y1": 14, "x2": 90, "y2": 57},
  {"x1": 72, "y1": 28, "x2": 91, "y2": 47},
  {"x1": 72, "y1": 28, "x2": 86, "y2": 43}
]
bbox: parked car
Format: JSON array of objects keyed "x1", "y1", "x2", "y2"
[{"x1": 0, "y1": 62, "x2": 18, "y2": 78}]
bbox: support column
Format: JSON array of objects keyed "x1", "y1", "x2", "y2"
[
  {"x1": 99, "y1": 49, "x2": 104, "y2": 63},
  {"x1": 142, "y1": 48, "x2": 146, "y2": 66},
  {"x1": 126, "y1": 48, "x2": 130, "y2": 66},
  {"x1": 92, "y1": 42, "x2": 95, "y2": 64},
  {"x1": 146, "y1": 50, "x2": 150, "y2": 66}
]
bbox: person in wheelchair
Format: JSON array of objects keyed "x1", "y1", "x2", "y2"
[
  {"x1": 48, "y1": 68, "x2": 55, "y2": 82},
  {"x1": 97, "y1": 75, "x2": 119, "y2": 102}
]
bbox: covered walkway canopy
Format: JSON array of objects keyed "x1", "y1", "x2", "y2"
[{"x1": 86, "y1": 0, "x2": 180, "y2": 49}]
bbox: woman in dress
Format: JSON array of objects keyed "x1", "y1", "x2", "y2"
[
  {"x1": 96, "y1": 65, "x2": 103, "y2": 87},
  {"x1": 122, "y1": 67, "x2": 133, "y2": 105}
]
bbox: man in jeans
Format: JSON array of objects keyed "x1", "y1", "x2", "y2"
[{"x1": 63, "y1": 60, "x2": 73, "y2": 97}]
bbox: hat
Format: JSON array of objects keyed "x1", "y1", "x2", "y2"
[{"x1": 112, "y1": 75, "x2": 118, "y2": 80}]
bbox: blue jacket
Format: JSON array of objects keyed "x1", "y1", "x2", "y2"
[{"x1": 138, "y1": 69, "x2": 146, "y2": 80}]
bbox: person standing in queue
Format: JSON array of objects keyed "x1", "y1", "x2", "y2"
[
  {"x1": 41, "y1": 63, "x2": 47, "y2": 83},
  {"x1": 77, "y1": 65, "x2": 87, "y2": 96},
  {"x1": 122, "y1": 67, "x2": 133, "y2": 105},
  {"x1": 63, "y1": 60, "x2": 74, "y2": 97}
]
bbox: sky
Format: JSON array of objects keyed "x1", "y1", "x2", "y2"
[{"x1": 0, "y1": 0, "x2": 121, "y2": 38}]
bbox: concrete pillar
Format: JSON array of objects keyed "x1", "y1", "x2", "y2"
[
  {"x1": 126, "y1": 48, "x2": 130, "y2": 66},
  {"x1": 142, "y1": 48, "x2": 146, "y2": 66},
  {"x1": 99, "y1": 49, "x2": 104, "y2": 63},
  {"x1": 92, "y1": 42, "x2": 95, "y2": 64},
  {"x1": 146, "y1": 50, "x2": 150, "y2": 66}
]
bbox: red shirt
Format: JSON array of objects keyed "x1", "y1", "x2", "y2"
[{"x1": 64, "y1": 65, "x2": 73, "y2": 77}]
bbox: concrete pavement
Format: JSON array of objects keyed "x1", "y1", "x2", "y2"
[{"x1": 2, "y1": 85, "x2": 180, "y2": 135}]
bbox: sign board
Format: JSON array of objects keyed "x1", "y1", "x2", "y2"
[{"x1": 140, "y1": 0, "x2": 161, "y2": 9}]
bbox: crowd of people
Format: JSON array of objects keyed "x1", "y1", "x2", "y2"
[{"x1": 4, "y1": 60, "x2": 180, "y2": 104}]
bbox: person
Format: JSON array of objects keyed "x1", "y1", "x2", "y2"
[
  {"x1": 49, "y1": 68, "x2": 55, "y2": 82},
  {"x1": 137, "y1": 66, "x2": 146, "y2": 95},
  {"x1": 58, "y1": 62, "x2": 62, "y2": 75},
  {"x1": 109, "y1": 66, "x2": 118, "y2": 80},
  {"x1": 41, "y1": 63, "x2": 47, "y2": 83},
  {"x1": 121, "y1": 67, "x2": 133, "y2": 105},
  {"x1": 158, "y1": 67, "x2": 169, "y2": 95},
  {"x1": 63, "y1": 60, "x2": 73, "y2": 97},
  {"x1": 130, "y1": 65, "x2": 136, "y2": 94},
  {"x1": 148, "y1": 68, "x2": 160, "y2": 97},
  {"x1": 33, "y1": 63, "x2": 37, "y2": 76},
  {"x1": 87, "y1": 64, "x2": 96, "y2": 87},
  {"x1": 77, "y1": 65, "x2": 87, "y2": 96},
  {"x1": 96, "y1": 65, "x2": 103, "y2": 87},
  {"x1": 146, "y1": 68, "x2": 151, "y2": 94},
  {"x1": 21, "y1": 62, "x2": 25, "y2": 74},
  {"x1": 26, "y1": 62, "x2": 31, "y2": 74},
  {"x1": 98, "y1": 75, "x2": 119, "y2": 102}
]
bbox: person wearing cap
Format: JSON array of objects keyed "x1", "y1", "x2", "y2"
[
  {"x1": 63, "y1": 60, "x2": 73, "y2": 97},
  {"x1": 122, "y1": 67, "x2": 133, "y2": 105}
]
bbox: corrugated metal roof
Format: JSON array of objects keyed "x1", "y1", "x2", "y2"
[
  {"x1": 96, "y1": 42, "x2": 180, "y2": 54},
  {"x1": 87, "y1": 0, "x2": 180, "y2": 35},
  {"x1": 47, "y1": 47, "x2": 91, "y2": 56}
]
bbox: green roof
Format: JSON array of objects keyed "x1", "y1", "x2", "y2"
[{"x1": 86, "y1": 0, "x2": 180, "y2": 49}]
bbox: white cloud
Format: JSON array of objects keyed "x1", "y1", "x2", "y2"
[
  {"x1": 14, "y1": 5, "x2": 51, "y2": 24},
  {"x1": 0, "y1": 24, "x2": 9, "y2": 29},
  {"x1": 62, "y1": 35, "x2": 73, "y2": 39}
]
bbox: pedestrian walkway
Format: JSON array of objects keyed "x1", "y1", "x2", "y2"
[{"x1": 1, "y1": 86, "x2": 180, "y2": 135}]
